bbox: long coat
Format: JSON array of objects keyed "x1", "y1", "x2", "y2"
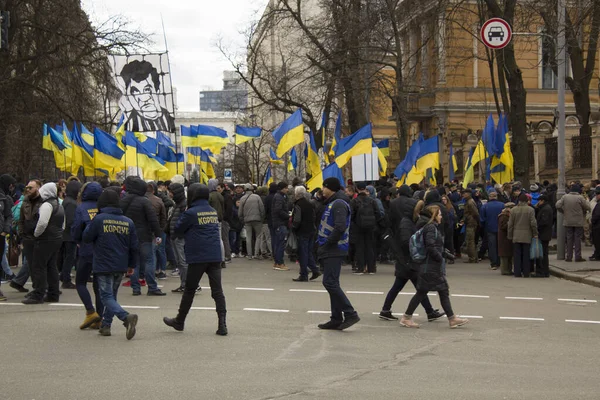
[
  {"x1": 416, "y1": 222, "x2": 448, "y2": 292},
  {"x1": 508, "y1": 203, "x2": 538, "y2": 244},
  {"x1": 497, "y1": 210, "x2": 513, "y2": 257}
]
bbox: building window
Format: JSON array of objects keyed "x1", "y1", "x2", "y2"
[{"x1": 541, "y1": 35, "x2": 557, "y2": 89}]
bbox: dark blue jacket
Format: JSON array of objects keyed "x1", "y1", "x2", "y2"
[
  {"x1": 480, "y1": 199, "x2": 504, "y2": 233},
  {"x1": 175, "y1": 199, "x2": 223, "y2": 264},
  {"x1": 82, "y1": 207, "x2": 138, "y2": 274},
  {"x1": 71, "y1": 183, "x2": 103, "y2": 258}
]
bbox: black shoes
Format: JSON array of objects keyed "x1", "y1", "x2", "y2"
[
  {"x1": 531, "y1": 273, "x2": 550, "y2": 278},
  {"x1": 61, "y1": 281, "x2": 76, "y2": 289},
  {"x1": 132, "y1": 291, "x2": 141, "y2": 296},
  {"x1": 147, "y1": 290, "x2": 166, "y2": 296},
  {"x1": 318, "y1": 320, "x2": 343, "y2": 330},
  {"x1": 99, "y1": 326, "x2": 111, "y2": 336},
  {"x1": 216, "y1": 312, "x2": 227, "y2": 336},
  {"x1": 309, "y1": 272, "x2": 322, "y2": 281},
  {"x1": 124, "y1": 314, "x2": 138, "y2": 340},
  {"x1": 9, "y1": 281, "x2": 28, "y2": 293},
  {"x1": 337, "y1": 315, "x2": 360, "y2": 330},
  {"x1": 379, "y1": 311, "x2": 399, "y2": 321},
  {"x1": 575, "y1": 258, "x2": 586, "y2": 263},
  {"x1": 293, "y1": 276, "x2": 308, "y2": 282},
  {"x1": 171, "y1": 286, "x2": 185, "y2": 293},
  {"x1": 157, "y1": 272, "x2": 168, "y2": 280},
  {"x1": 21, "y1": 297, "x2": 43, "y2": 305},
  {"x1": 427, "y1": 309, "x2": 446, "y2": 322},
  {"x1": 43, "y1": 296, "x2": 59, "y2": 303},
  {"x1": 163, "y1": 317, "x2": 184, "y2": 331}
]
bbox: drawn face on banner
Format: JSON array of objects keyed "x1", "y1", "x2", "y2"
[{"x1": 120, "y1": 60, "x2": 163, "y2": 120}]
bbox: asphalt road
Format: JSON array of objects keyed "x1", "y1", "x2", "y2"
[{"x1": 1, "y1": 257, "x2": 600, "y2": 400}]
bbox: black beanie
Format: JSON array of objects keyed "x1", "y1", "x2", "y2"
[
  {"x1": 97, "y1": 190, "x2": 120, "y2": 211},
  {"x1": 322, "y1": 177, "x2": 341, "y2": 192}
]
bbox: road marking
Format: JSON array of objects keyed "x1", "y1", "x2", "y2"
[
  {"x1": 565, "y1": 319, "x2": 600, "y2": 324},
  {"x1": 243, "y1": 308, "x2": 289, "y2": 313},
  {"x1": 49, "y1": 303, "x2": 83, "y2": 307},
  {"x1": 289, "y1": 289, "x2": 327, "y2": 293},
  {"x1": 122, "y1": 305, "x2": 160, "y2": 309},
  {"x1": 0, "y1": 302, "x2": 24, "y2": 306},
  {"x1": 500, "y1": 317, "x2": 544, "y2": 321},
  {"x1": 558, "y1": 298, "x2": 597, "y2": 303},
  {"x1": 236, "y1": 287, "x2": 275, "y2": 291},
  {"x1": 307, "y1": 310, "x2": 330, "y2": 314},
  {"x1": 458, "y1": 315, "x2": 483, "y2": 319},
  {"x1": 191, "y1": 307, "x2": 216, "y2": 310},
  {"x1": 346, "y1": 291, "x2": 383, "y2": 295},
  {"x1": 452, "y1": 294, "x2": 490, "y2": 299},
  {"x1": 505, "y1": 297, "x2": 543, "y2": 300}
]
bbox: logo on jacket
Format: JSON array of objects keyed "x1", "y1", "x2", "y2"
[
  {"x1": 197, "y1": 211, "x2": 218, "y2": 225},
  {"x1": 103, "y1": 219, "x2": 130, "y2": 235}
]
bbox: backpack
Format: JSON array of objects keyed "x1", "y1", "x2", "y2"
[
  {"x1": 355, "y1": 197, "x2": 376, "y2": 230},
  {"x1": 409, "y1": 226, "x2": 437, "y2": 262}
]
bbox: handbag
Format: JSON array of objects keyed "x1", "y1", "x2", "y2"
[
  {"x1": 530, "y1": 238, "x2": 543, "y2": 260},
  {"x1": 8, "y1": 235, "x2": 20, "y2": 267},
  {"x1": 286, "y1": 230, "x2": 298, "y2": 254}
]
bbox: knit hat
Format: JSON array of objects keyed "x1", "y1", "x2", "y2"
[
  {"x1": 355, "y1": 181, "x2": 367, "y2": 191},
  {"x1": 530, "y1": 184, "x2": 539, "y2": 192},
  {"x1": 97, "y1": 190, "x2": 120, "y2": 211},
  {"x1": 322, "y1": 177, "x2": 341, "y2": 192},
  {"x1": 171, "y1": 174, "x2": 185, "y2": 185},
  {"x1": 244, "y1": 183, "x2": 254, "y2": 192}
]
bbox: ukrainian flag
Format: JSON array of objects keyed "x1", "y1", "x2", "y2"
[
  {"x1": 306, "y1": 131, "x2": 321, "y2": 178},
  {"x1": 377, "y1": 139, "x2": 390, "y2": 157},
  {"x1": 272, "y1": 109, "x2": 304, "y2": 158},
  {"x1": 329, "y1": 111, "x2": 342, "y2": 158},
  {"x1": 288, "y1": 148, "x2": 298, "y2": 171},
  {"x1": 80, "y1": 123, "x2": 95, "y2": 147},
  {"x1": 94, "y1": 127, "x2": 125, "y2": 176},
  {"x1": 42, "y1": 124, "x2": 52, "y2": 151},
  {"x1": 269, "y1": 148, "x2": 284, "y2": 165},
  {"x1": 449, "y1": 143, "x2": 458, "y2": 181},
  {"x1": 263, "y1": 164, "x2": 273, "y2": 186},
  {"x1": 394, "y1": 137, "x2": 421, "y2": 185},
  {"x1": 334, "y1": 123, "x2": 373, "y2": 168},
  {"x1": 307, "y1": 162, "x2": 344, "y2": 192},
  {"x1": 134, "y1": 132, "x2": 158, "y2": 154},
  {"x1": 196, "y1": 125, "x2": 230, "y2": 154},
  {"x1": 180, "y1": 125, "x2": 198, "y2": 148},
  {"x1": 490, "y1": 114, "x2": 514, "y2": 184},
  {"x1": 235, "y1": 125, "x2": 262, "y2": 145},
  {"x1": 123, "y1": 132, "x2": 167, "y2": 177},
  {"x1": 376, "y1": 146, "x2": 388, "y2": 177},
  {"x1": 157, "y1": 144, "x2": 184, "y2": 180},
  {"x1": 71, "y1": 123, "x2": 95, "y2": 176},
  {"x1": 156, "y1": 131, "x2": 175, "y2": 149},
  {"x1": 463, "y1": 141, "x2": 489, "y2": 186},
  {"x1": 48, "y1": 126, "x2": 69, "y2": 171},
  {"x1": 415, "y1": 135, "x2": 440, "y2": 172},
  {"x1": 187, "y1": 147, "x2": 216, "y2": 179}
]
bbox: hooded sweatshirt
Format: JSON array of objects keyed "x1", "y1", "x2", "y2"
[
  {"x1": 34, "y1": 183, "x2": 65, "y2": 240},
  {"x1": 62, "y1": 180, "x2": 82, "y2": 242},
  {"x1": 71, "y1": 182, "x2": 103, "y2": 258},
  {"x1": 120, "y1": 176, "x2": 161, "y2": 243}
]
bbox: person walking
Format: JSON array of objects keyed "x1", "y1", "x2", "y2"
[
  {"x1": 591, "y1": 187, "x2": 600, "y2": 261},
  {"x1": 239, "y1": 184, "x2": 265, "y2": 260},
  {"x1": 220, "y1": 183, "x2": 233, "y2": 262},
  {"x1": 508, "y1": 193, "x2": 538, "y2": 278},
  {"x1": 351, "y1": 182, "x2": 382, "y2": 274},
  {"x1": 272, "y1": 182, "x2": 290, "y2": 271},
  {"x1": 0, "y1": 174, "x2": 15, "y2": 301},
  {"x1": 146, "y1": 182, "x2": 167, "y2": 279},
  {"x1": 22, "y1": 183, "x2": 64, "y2": 304},
  {"x1": 208, "y1": 179, "x2": 224, "y2": 222},
  {"x1": 71, "y1": 182, "x2": 104, "y2": 329},
  {"x1": 60, "y1": 180, "x2": 81, "y2": 289},
  {"x1": 316, "y1": 177, "x2": 360, "y2": 331},
  {"x1": 534, "y1": 195, "x2": 553, "y2": 277},
  {"x1": 399, "y1": 206, "x2": 468, "y2": 329},
  {"x1": 263, "y1": 183, "x2": 278, "y2": 260},
  {"x1": 82, "y1": 190, "x2": 139, "y2": 340},
  {"x1": 163, "y1": 183, "x2": 228, "y2": 336},
  {"x1": 556, "y1": 184, "x2": 590, "y2": 262},
  {"x1": 291, "y1": 186, "x2": 321, "y2": 282},
  {"x1": 480, "y1": 191, "x2": 504, "y2": 270},
  {"x1": 168, "y1": 183, "x2": 188, "y2": 293},
  {"x1": 498, "y1": 203, "x2": 515, "y2": 276},
  {"x1": 462, "y1": 189, "x2": 480, "y2": 263}
]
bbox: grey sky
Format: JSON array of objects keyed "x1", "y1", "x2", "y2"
[{"x1": 82, "y1": 0, "x2": 267, "y2": 112}]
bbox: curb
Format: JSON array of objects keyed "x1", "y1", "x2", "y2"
[{"x1": 550, "y1": 266, "x2": 600, "y2": 289}]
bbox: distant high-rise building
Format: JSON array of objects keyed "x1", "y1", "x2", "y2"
[{"x1": 199, "y1": 71, "x2": 248, "y2": 112}]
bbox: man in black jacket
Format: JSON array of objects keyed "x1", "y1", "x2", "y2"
[
  {"x1": 389, "y1": 185, "x2": 416, "y2": 235},
  {"x1": 120, "y1": 176, "x2": 165, "y2": 296},
  {"x1": 220, "y1": 183, "x2": 234, "y2": 262},
  {"x1": 351, "y1": 182, "x2": 382, "y2": 274},
  {"x1": 0, "y1": 174, "x2": 15, "y2": 301},
  {"x1": 60, "y1": 180, "x2": 81, "y2": 289},
  {"x1": 591, "y1": 187, "x2": 600, "y2": 261},
  {"x1": 263, "y1": 183, "x2": 278, "y2": 260},
  {"x1": 291, "y1": 186, "x2": 321, "y2": 282},
  {"x1": 534, "y1": 195, "x2": 553, "y2": 277},
  {"x1": 272, "y1": 182, "x2": 289, "y2": 271}
]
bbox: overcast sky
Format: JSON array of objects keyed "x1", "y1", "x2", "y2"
[{"x1": 81, "y1": 0, "x2": 268, "y2": 111}]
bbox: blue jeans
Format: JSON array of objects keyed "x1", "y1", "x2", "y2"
[
  {"x1": 155, "y1": 232, "x2": 167, "y2": 272},
  {"x1": 97, "y1": 273, "x2": 128, "y2": 327},
  {"x1": 297, "y1": 234, "x2": 318, "y2": 278},
  {"x1": 1, "y1": 240, "x2": 11, "y2": 276},
  {"x1": 273, "y1": 226, "x2": 288, "y2": 265},
  {"x1": 229, "y1": 230, "x2": 239, "y2": 254},
  {"x1": 130, "y1": 241, "x2": 158, "y2": 292},
  {"x1": 13, "y1": 239, "x2": 32, "y2": 287},
  {"x1": 322, "y1": 256, "x2": 356, "y2": 322},
  {"x1": 76, "y1": 255, "x2": 103, "y2": 315},
  {"x1": 487, "y1": 232, "x2": 499, "y2": 267}
]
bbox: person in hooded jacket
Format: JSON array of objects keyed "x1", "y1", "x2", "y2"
[
  {"x1": 83, "y1": 190, "x2": 139, "y2": 340},
  {"x1": 120, "y1": 176, "x2": 165, "y2": 296},
  {"x1": 168, "y1": 183, "x2": 188, "y2": 292},
  {"x1": 0, "y1": 174, "x2": 15, "y2": 301},
  {"x1": 263, "y1": 182, "x2": 278, "y2": 260},
  {"x1": 272, "y1": 182, "x2": 290, "y2": 271},
  {"x1": 399, "y1": 206, "x2": 468, "y2": 329},
  {"x1": 22, "y1": 183, "x2": 65, "y2": 304},
  {"x1": 208, "y1": 179, "x2": 224, "y2": 222},
  {"x1": 425, "y1": 190, "x2": 452, "y2": 253},
  {"x1": 71, "y1": 182, "x2": 104, "y2": 329},
  {"x1": 351, "y1": 182, "x2": 384, "y2": 274},
  {"x1": 220, "y1": 183, "x2": 234, "y2": 262},
  {"x1": 163, "y1": 184, "x2": 228, "y2": 336},
  {"x1": 59, "y1": 180, "x2": 81, "y2": 289}
]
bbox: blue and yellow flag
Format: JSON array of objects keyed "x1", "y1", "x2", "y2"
[
  {"x1": 180, "y1": 125, "x2": 197, "y2": 148},
  {"x1": 449, "y1": 143, "x2": 458, "y2": 181},
  {"x1": 288, "y1": 148, "x2": 298, "y2": 171},
  {"x1": 269, "y1": 148, "x2": 284, "y2": 165},
  {"x1": 134, "y1": 132, "x2": 158, "y2": 155},
  {"x1": 157, "y1": 144, "x2": 184, "y2": 180},
  {"x1": 377, "y1": 139, "x2": 390, "y2": 157},
  {"x1": 307, "y1": 162, "x2": 344, "y2": 192},
  {"x1": 272, "y1": 109, "x2": 304, "y2": 157},
  {"x1": 42, "y1": 124, "x2": 52, "y2": 151},
  {"x1": 94, "y1": 128, "x2": 125, "y2": 176},
  {"x1": 71, "y1": 123, "x2": 95, "y2": 176},
  {"x1": 196, "y1": 125, "x2": 230, "y2": 154},
  {"x1": 329, "y1": 111, "x2": 342, "y2": 158},
  {"x1": 306, "y1": 131, "x2": 321, "y2": 178},
  {"x1": 123, "y1": 132, "x2": 167, "y2": 178},
  {"x1": 334, "y1": 123, "x2": 373, "y2": 168},
  {"x1": 156, "y1": 131, "x2": 175, "y2": 149},
  {"x1": 376, "y1": 146, "x2": 388, "y2": 177},
  {"x1": 394, "y1": 137, "x2": 421, "y2": 185},
  {"x1": 47, "y1": 126, "x2": 70, "y2": 171},
  {"x1": 463, "y1": 140, "x2": 488, "y2": 186},
  {"x1": 490, "y1": 114, "x2": 514, "y2": 184},
  {"x1": 187, "y1": 147, "x2": 216, "y2": 179},
  {"x1": 263, "y1": 164, "x2": 273, "y2": 186},
  {"x1": 235, "y1": 125, "x2": 262, "y2": 145},
  {"x1": 80, "y1": 123, "x2": 95, "y2": 147}
]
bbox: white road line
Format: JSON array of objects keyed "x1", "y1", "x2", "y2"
[
  {"x1": 307, "y1": 310, "x2": 330, "y2": 314},
  {"x1": 0, "y1": 302, "x2": 24, "y2": 306},
  {"x1": 191, "y1": 307, "x2": 216, "y2": 310},
  {"x1": 201, "y1": 287, "x2": 211, "y2": 290},
  {"x1": 500, "y1": 317, "x2": 545, "y2": 321},
  {"x1": 122, "y1": 305, "x2": 160, "y2": 309},
  {"x1": 452, "y1": 294, "x2": 490, "y2": 299},
  {"x1": 565, "y1": 319, "x2": 600, "y2": 324},
  {"x1": 346, "y1": 291, "x2": 383, "y2": 295},
  {"x1": 558, "y1": 298, "x2": 597, "y2": 303},
  {"x1": 48, "y1": 303, "x2": 83, "y2": 307},
  {"x1": 505, "y1": 297, "x2": 543, "y2": 300},
  {"x1": 243, "y1": 308, "x2": 289, "y2": 313},
  {"x1": 236, "y1": 287, "x2": 275, "y2": 291},
  {"x1": 289, "y1": 289, "x2": 327, "y2": 293},
  {"x1": 458, "y1": 315, "x2": 483, "y2": 319}
]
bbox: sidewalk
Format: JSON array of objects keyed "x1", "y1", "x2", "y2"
[{"x1": 549, "y1": 247, "x2": 600, "y2": 288}]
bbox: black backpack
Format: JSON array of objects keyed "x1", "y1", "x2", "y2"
[{"x1": 355, "y1": 197, "x2": 376, "y2": 230}]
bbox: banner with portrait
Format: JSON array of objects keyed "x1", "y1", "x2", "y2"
[{"x1": 109, "y1": 53, "x2": 176, "y2": 133}]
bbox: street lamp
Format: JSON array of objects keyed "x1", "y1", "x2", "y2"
[{"x1": 556, "y1": 0, "x2": 566, "y2": 260}]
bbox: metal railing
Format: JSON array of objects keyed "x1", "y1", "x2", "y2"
[{"x1": 545, "y1": 137, "x2": 558, "y2": 168}]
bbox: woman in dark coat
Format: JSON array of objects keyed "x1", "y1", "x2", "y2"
[
  {"x1": 497, "y1": 203, "x2": 515, "y2": 276},
  {"x1": 400, "y1": 205, "x2": 468, "y2": 329},
  {"x1": 534, "y1": 196, "x2": 553, "y2": 277}
]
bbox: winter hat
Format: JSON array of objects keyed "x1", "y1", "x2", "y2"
[
  {"x1": 97, "y1": 190, "x2": 120, "y2": 211},
  {"x1": 571, "y1": 184, "x2": 582, "y2": 194},
  {"x1": 0, "y1": 174, "x2": 15, "y2": 194},
  {"x1": 488, "y1": 191, "x2": 498, "y2": 199},
  {"x1": 530, "y1": 184, "x2": 539, "y2": 192},
  {"x1": 355, "y1": 181, "x2": 367, "y2": 191},
  {"x1": 244, "y1": 183, "x2": 254, "y2": 192},
  {"x1": 171, "y1": 174, "x2": 185, "y2": 185},
  {"x1": 322, "y1": 177, "x2": 341, "y2": 192}
]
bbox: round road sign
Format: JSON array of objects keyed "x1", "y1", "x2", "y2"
[{"x1": 481, "y1": 18, "x2": 512, "y2": 50}]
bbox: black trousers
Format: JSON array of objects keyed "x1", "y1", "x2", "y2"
[
  {"x1": 176, "y1": 262, "x2": 226, "y2": 323},
  {"x1": 406, "y1": 288, "x2": 453, "y2": 318},
  {"x1": 30, "y1": 240, "x2": 62, "y2": 301},
  {"x1": 535, "y1": 240, "x2": 550, "y2": 276},
  {"x1": 382, "y1": 269, "x2": 434, "y2": 314},
  {"x1": 355, "y1": 230, "x2": 376, "y2": 273}
]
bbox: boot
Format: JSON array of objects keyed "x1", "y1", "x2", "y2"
[
  {"x1": 399, "y1": 314, "x2": 420, "y2": 328},
  {"x1": 216, "y1": 312, "x2": 228, "y2": 336},
  {"x1": 80, "y1": 310, "x2": 101, "y2": 330},
  {"x1": 448, "y1": 315, "x2": 469, "y2": 329}
]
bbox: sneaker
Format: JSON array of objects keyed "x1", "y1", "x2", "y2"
[
  {"x1": 427, "y1": 309, "x2": 446, "y2": 322},
  {"x1": 163, "y1": 317, "x2": 184, "y2": 331},
  {"x1": 318, "y1": 320, "x2": 343, "y2": 330},
  {"x1": 196, "y1": 286, "x2": 202, "y2": 293},
  {"x1": 0, "y1": 291, "x2": 6, "y2": 301},
  {"x1": 147, "y1": 289, "x2": 166, "y2": 296},
  {"x1": 157, "y1": 272, "x2": 168, "y2": 280},
  {"x1": 449, "y1": 316, "x2": 469, "y2": 329},
  {"x1": 231, "y1": 253, "x2": 237, "y2": 258},
  {"x1": 9, "y1": 281, "x2": 29, "y2": 293},
  {"x1": 379, "y1": 311, "x2": 398, "y2": 321},
  {"x1": 80, "y1": 311, "x2": 102, "y2": 330},
  {"x1": 337, "y1": 315, "x2": 360, "y2": 330},
  {"x1": 247, "y1": 255, "x2": 254, "y2": 260},
  {"x1": 99, "y1": 326, "x2": 111, "y2": 337},
  {"x1": 292, "y1": 276, "x2": 308, "y2": 282},
  {"x1": 274, "y1": 264, "x2": 290, "y2": 271},
  {"x1": 309, "y1": 272, "x2": 322, "y2": 281},
  {"x1": 399, "y1": 315, "x2": 420, "y2": 328},
  {"x1": 139, "y1": 279, "x2": 146, "y2": 286},
  {"x1": 122, "y1": 280, "x2": 132, "y2": 287},
  {"x1": 61, "y1": 281, "x2": 76, "y2": 289},
  {"x1": 170, "y1": 268, "x2": 180, "y2": 277},
  {"x1": 171, "y1": 286, "x2": 185, "y2": 293},
  {"x1": 124, "y1": 314, "x2": 138, "y2": 340}
]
